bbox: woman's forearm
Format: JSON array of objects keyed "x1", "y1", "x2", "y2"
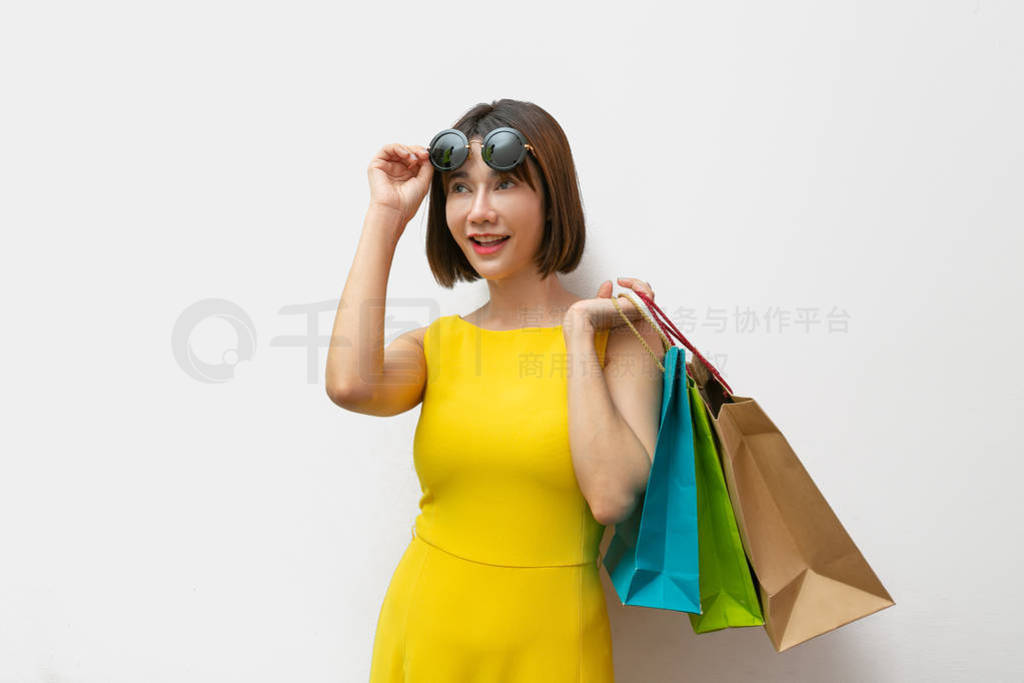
[
  {"x1": 563, "y1": 314, "x2": 652, "y2": 526},
  {"x1": 325, "y1": 205, "x2": 406, "y2": 402}
]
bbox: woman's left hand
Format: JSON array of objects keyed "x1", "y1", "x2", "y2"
[{"x1": 563, "y1": 276, "x2": 656, "y2": 333}]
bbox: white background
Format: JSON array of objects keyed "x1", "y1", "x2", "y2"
[{"x1": 2, "y1": 1, "x2": 1020, "y2": 681}]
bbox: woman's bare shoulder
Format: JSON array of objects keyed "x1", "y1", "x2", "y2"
[
  {"x1": 604, "y1": 322, "x2": 666, "y2": 371},
  {"x1": 394, "y1": 317, "x2": 446, "y2": 349}
]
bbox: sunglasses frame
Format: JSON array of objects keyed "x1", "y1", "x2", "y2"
[{"x1": 427, "y1": 126, "x2": 537, "y2": 173}]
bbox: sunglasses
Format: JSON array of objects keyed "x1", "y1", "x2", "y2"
[{"x1": 427, "y1": 126, "x2": 537, "y2": 173}]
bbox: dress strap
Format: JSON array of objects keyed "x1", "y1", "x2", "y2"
[{"x1": 595, "y1": 328, "x2": 611, "y2": 369}]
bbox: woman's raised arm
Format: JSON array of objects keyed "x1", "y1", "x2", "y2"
[{"x1": 325, "y1": 143, "x2": 432, "y2": 413}]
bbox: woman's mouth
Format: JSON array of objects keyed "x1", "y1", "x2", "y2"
[{"x1": 470, "y1": 236, "x2": 511, "y2": 254}]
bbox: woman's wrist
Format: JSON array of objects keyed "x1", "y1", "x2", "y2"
[
  {"x1": 366, "y1": 202, "x2": 408, "y2": 228},
  {"x1": 562, "y1": 307, "x2": 595, "y2": 340}
]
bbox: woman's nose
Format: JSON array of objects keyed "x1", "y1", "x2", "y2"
[{"x1": 467, "y1": 190, "x2": 497, "y2": 223}]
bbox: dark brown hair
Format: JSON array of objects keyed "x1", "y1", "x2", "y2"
[{"x1": 425, "y1": 99, "x2": 586, "y2": 288}]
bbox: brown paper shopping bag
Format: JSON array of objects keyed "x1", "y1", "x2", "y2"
[{"x1": 632, "y1": 291, "x2": 894, "y2": 652}]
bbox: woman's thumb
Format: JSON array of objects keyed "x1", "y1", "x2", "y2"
[{"x1": 416, "y1": 157, "x2": 433, "y2": 182}]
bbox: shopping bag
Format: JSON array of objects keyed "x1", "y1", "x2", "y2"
[
  {"x1": 687, "y1": 378, "x2": 765, "y2": 634},
  {"x1": 604, "y1": 291, "x2": 763, "y2": 628},
  {"x1": 632, "y1": 290, "x2": 895, "y2": 652},
  {"x1": 600, "y1": 298, "x2": 701, "y2": 614}
]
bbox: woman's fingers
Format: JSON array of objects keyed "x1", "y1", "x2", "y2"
[
  {"x1": 371, "y1": 157, "x2": 412, "y2": 175},
  {"x1": 616, "y1": 276, "x2": 655, "y2": 300},
  {"x1": 379, "y1": 143, "x2": 429, "y2": 168}
]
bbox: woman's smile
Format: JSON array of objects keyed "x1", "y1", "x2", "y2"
[{"x1": 470, "y1": 235, "x2": 511, "y2": 255}]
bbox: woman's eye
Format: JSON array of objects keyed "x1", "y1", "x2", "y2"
[{"x1": 451, "y1": 180, "x2": 514, "y2": 193}]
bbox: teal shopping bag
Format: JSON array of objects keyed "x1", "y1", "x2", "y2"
[{"x1": 601, "y1": 344, "x2": 701, "y2": 614}]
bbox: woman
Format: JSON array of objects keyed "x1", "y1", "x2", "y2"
[{"x1": 326, "y1": 99, "x2": 666, "y2": 682}]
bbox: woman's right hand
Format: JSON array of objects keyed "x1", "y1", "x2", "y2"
[{"x1": 367, "y1": 143, "x2": 434, "y2": 227}]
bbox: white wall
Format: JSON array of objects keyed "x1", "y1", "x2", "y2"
[{"x1": 2, "y1": 1, "x2": 1019, "y2": 681}]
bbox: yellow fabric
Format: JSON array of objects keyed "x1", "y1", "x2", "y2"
[{"x1": 370, "y1": 314, "x2": 615, "y2": 682}]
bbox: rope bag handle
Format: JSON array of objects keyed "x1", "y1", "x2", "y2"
[{"x1": 609, "y1": 290, "x2": 733, "y2": 396}]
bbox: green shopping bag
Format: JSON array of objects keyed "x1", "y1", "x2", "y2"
[{"x1": 687, "y1": 375, "x2": 765, "y2": 633}]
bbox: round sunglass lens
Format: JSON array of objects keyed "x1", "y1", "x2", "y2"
[
  {"x1": 428, "y1": 130, "x2": 468, "y2": 171},
  {"x1": 483, "y1": 129, "x2": 526, "y2": 171}
]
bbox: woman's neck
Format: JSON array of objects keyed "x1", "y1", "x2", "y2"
[{"x1": 472, "y1": 275, "x2": 582, "y2": 327}]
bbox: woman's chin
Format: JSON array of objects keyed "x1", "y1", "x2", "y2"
[{"x1": 470, "y1": 259, "x2": 517, "y2": 280}]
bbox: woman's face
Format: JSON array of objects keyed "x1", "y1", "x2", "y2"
[{"x1": 444, "y1": 138, "x2": 547, "y2": 280}]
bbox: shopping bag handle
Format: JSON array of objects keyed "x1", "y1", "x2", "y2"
[
  {"x1": 618, "y1": 290, "x2": 734, "y2": 396},
  {"x1": 609, "y1": 292, "x2": 674, "y2": 374}
]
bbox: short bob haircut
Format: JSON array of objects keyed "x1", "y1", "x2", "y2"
[{"x1": 426, "y1": 99, "x2": 587, "y2": 288}]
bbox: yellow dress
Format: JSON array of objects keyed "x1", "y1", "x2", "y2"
[{"x1": 369, "y1": 313, "x2": 615, "y2": 682}]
